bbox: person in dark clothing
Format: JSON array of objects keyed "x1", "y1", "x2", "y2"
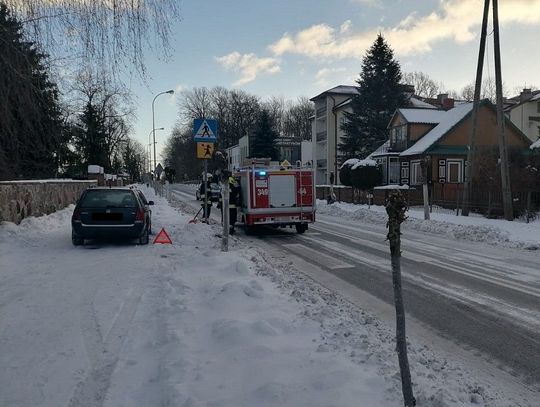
[
  {"x1": 199, "y1": 179, "x2": 212, "y2": 218},
  {"x1": 228, "y1": 176, "x2": 241, "y2": 234},
  {"x1": 218, "y1": 176, "x2": 241, "y2": 234}
]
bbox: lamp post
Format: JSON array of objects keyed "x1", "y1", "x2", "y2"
[
  {"x1": 152, "y1": 89, "x2": 174, "y2": 174},
  {"x1": 148, "y1": 127, "x2": 164, "y2": 173}
]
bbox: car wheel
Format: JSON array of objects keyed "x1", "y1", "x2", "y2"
[
  {"x1": 295, "y1": 223, "x2": 307, "y2": 234},
  {"x1": 72, "y1": 231, "x2": 84, "y2": 246},
  {"x1": 138, "y1": 226, "x2": 150, "y2": 245}
]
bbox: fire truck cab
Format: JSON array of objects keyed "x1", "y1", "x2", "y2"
[{"x1": 235, "y1": 160, "x2": 315, "y2": 234}]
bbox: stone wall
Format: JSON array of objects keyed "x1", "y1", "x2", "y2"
[{"x1": 0, "y1": 180, "x2": 97, "y2": 224}]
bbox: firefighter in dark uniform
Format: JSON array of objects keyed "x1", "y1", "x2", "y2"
[
  {"x1": 199, "y1": 179, "x2": 212, "y2": 218},
  {"x1": 218, "y1": 175, "x2": 241, "y2": 234}
]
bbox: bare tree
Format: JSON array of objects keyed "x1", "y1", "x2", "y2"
[
  {"x1": 283, "y1": 96, "x2": 314, "y2": 141},
  {"x1": 179, "y1": 87, "x2": 213, "y2": 124},
  {"x1": 4, "y1": 0, "x2": 180, "y2": 80},
  {"x1": 453, "y1": 78, "x2": 507, "y2": 102},
  {"x1": 386, "y1": 190, "x2": 416, "y2": 407},
  {"x1": 402, "y1": 71, "x2": 443, "y2": 98}
]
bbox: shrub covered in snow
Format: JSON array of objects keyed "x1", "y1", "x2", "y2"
[{"x1": 340, "y1": 158, "x2": 382, "y2": 190}]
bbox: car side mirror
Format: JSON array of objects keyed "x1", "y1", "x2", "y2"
[{"x1": 148, "y1": 201, "x2": 154, "y2": 205}]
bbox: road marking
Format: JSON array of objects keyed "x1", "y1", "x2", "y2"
[{"x1": 283, "y1": 243, "x2": 355, "y2": 270}]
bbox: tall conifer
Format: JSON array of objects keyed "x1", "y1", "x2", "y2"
[{"x1": 340, "y1": 34, "x2": 407, "y2": 159}]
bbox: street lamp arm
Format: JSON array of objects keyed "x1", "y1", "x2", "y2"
[{"x1": 151, "y1": 90, "x2": 174, "y2": 174}]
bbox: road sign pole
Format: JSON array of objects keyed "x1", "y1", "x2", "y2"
[{"x1": 203, "y1": 161, "x2": 208, "y2": 224}]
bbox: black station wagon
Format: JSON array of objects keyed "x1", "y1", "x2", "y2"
[{"x1": 71, "y1": 187, "x2": 153, "y2": 246}]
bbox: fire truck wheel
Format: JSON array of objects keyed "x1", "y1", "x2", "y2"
[{"x1": 295, "y1": 223, "x2": 307, "y2": 234}]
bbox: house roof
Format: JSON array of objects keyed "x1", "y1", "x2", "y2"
[
  {"x1": 396, "y1": 108, "x2": 447, "y2": 125},
  {"x1": 310, "y1": 85, "x2": 358, "y2": 101},
  {"x1": 407, "y1": 96, "x2": 436, "y2": 109},
  {"x1": 400, "y1": 102, "x2": 474, "y2": 156},
  {"x1": 505, "y1": 90, "x2": 540, "y2": 111}
]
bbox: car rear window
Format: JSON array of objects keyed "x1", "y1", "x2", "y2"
[{"x1": 80, "y1": 190, "x2": 138, "y2": 208}]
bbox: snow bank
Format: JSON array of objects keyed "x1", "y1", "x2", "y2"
[{"x1": 317, "y1": 200, "x2": 540, "y2": 250}]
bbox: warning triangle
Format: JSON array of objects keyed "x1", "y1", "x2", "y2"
[
  {"x1": 153, "y1": 228, "x2": 172, "y2": 244},
  {"x1": 195, "y1": 120, "x2": 215, "y2": 138}
]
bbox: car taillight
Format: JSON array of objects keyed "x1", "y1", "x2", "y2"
[
  {"x1": 72, "y1": 209, "x2": 81, "y2": 221},
  {"x1": 135, "y1": 209, "x2": 145, "y2": 221}
]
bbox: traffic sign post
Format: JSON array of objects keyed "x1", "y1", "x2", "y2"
[
  {"x1": 193, "y1": 118, "x2": 218, "y2": 225},
  {"x1": 193, "y1": 119, "x2": 218, "y2": 142},
  {"x1": 197, "y1": 142, "x2": 215, "y2": 159}
]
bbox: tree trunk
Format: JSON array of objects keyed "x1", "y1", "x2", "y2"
[{"x1": 386, "y1": 191, "x2": 416, "y2": 407}]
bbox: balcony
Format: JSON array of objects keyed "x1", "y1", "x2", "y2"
[
  {"x1": 316, "y1": 131, "x2": 327, "y2": 142},
  {"x1": 316, "y1": 106, "x2": 327, "y2": 118}
]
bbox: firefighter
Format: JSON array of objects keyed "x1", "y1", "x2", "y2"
[
  {"x1": 199, "y1": 178, "x2": 212, "y2": 218},
  {"x1": 218, "y1": 175, "x2": 241, "y2": 234}
]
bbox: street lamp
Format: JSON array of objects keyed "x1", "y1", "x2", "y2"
[
  {"x1": 148, "y1": 127, "x2": 164, "y2": 173},
  {"x1": 152, "y1": 89, "x2": 174, "y2": 173}
]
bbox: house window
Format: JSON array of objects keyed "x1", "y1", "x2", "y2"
[
  {"x1": 376, "y1": 157, "x2": 388, "y2": 184},
  {"x1": 446, "y1": 160, "x2": 463, "y2": 183},
  {"x1": 410, "y1": 160, "x2": 422, "y2": 185},
  {"x1": 389, "y1": 157, "x2": 400, "y2": 184}
]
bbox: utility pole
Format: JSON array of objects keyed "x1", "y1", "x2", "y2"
[
  {"x1": 462, "y1": 0, "x2": 490, "y2": 216},
  {"x1": 492, "y1": 0, "x2": 513, "y2": 220}
]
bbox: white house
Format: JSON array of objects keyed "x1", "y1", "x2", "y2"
[
  {"x1": 506, "y1": 89, "x2": 540, "y2": 143},
  {"x1": 310, "y1": 84, "x2": 435, "y2": 185}
]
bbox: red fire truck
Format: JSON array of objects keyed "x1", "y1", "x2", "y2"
[{"x1": 235, "y1": 160, "x2": 315, "y2": 233}]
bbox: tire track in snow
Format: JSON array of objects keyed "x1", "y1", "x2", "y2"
[{"x1": 68, "y1": 286, "x2": 144, "y2": 407}]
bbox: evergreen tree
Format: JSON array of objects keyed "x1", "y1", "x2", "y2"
[
  {"x1": 340, "y1": 34, "x2": 407, "y2": 159},
  {"x1": 75, "y1": 102, "x2": 109, "y2": 170},
  {"x1": 0, "y1": 4, "x2": 64, "y2": 179},
  {"x1": 250, "y1": 110, "x2": 278, "y2": 159}
]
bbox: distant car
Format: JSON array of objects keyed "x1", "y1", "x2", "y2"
[
  {"x1": 71, "y1": 187, "x2": 153, "y2": 246},
  {"x1": 195, "y1": 182, "x2": 221, "y2": 202}
]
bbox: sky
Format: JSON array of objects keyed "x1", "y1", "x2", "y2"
[{"x1": 130, "y1": 0, "x2": 540, "y2": 167}]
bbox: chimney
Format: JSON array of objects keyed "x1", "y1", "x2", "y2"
[
  {"x1": 520, "y1": 88, "x2": 532, "y2": 102},
  {"x1": 442, "y1": 98, "x2": 455, "y2": 110},
  {"x1": 436, "y1": 93, "x2": 454, "y2": 110}
]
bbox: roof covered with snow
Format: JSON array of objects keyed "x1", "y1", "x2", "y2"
[
  {"x1": 398, "y1": 108, "x2": 447, "y2": 125},
  {"x1": 407, "y1": 96, "x2": 436, "y2": 109},
  {"x1": 401, "y1": 102, "x2": 474, "y2": 156},
  {"x1": 310, "y1": 85, "x2": 358, "y2": 101}
]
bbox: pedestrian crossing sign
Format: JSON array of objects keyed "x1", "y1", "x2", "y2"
[
  {"x1": 193, "y1": 118, "x2": 218, "y2": 142},
  {"x1": 197, "y1": 142, "x2": 215, "y2": 159}
]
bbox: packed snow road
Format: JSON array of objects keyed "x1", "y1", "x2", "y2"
[{"x1": 171, "y1": 183, "x2": 540, "y2": 392}]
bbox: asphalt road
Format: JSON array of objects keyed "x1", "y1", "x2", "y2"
[{"x1": 170, "y1": 183, "x2": 540, "y2": 392}]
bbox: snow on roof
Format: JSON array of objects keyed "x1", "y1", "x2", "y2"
[
  {"x1": 310, "y1": 85, "x2": 358, "y2": 101},
  {"x1": 401, "y1": 102, "x2": 474, "y2": 156},
  {"x1": 531, "y1": 138, "x2": 540, "y2": 149},
  {"x1": 368, "y1": 140, "x2": 390, "y2": 158},
  {"x1": 408, "y1": 96, "x2": 436, "y2": 109},
  {"x1": 399, "y1": 108, "x2": 447, "y2": 124},
  {"x1": 351, "y1": 158, "x2": 378, "y2": 170}
]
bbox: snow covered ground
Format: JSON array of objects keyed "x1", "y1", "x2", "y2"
[
  {"x1": 0, "y1": 187, "x2": 535, "y2": 406},
  {"x1": 317, "y1": 200, "x2": 540, "y2": 250}
]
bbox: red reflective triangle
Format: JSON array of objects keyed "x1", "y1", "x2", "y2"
[{"x1": 153, "y1": 228, "x2": 172, "y2": 244}]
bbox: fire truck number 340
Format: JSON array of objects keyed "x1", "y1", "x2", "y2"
[{"x1": 257, "y1": 188, "x2": 268, "y2": 196}]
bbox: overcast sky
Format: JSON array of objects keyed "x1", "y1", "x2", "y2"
[{"x1": 131, "y1": 0, "x2": 540, "y2": 164}]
